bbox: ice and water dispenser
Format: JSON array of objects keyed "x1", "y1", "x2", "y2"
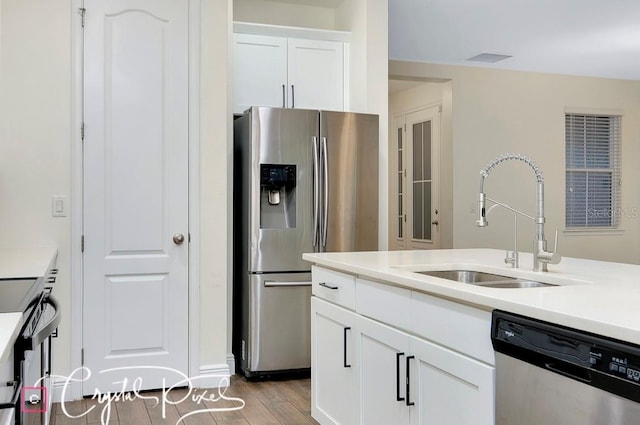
[{"x1": 260, "y1": 164, "x2": 297, "y2": 229}]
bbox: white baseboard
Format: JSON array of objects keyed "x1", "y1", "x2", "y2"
[
  {"x1": 227, "y1": 353, "x2": 236, "y2": 375},
  {"x1": 196, "y1": 363, "x2": 231, "y2": 389},
  {"x1": 52, "y1": 377, "x2": 78, "y2": 403}
]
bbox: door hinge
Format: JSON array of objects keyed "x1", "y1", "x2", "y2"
[
  {"x1": 79, "y1": 8, "x2": 86, "y2": 27},
  {"x1": 81, "y1": 349, "x2": 84, "y2": 366},
  {"x1": 81, "y1": 235, "x2": 85, "y2": 253},
  {"x1": 404, "y1": 214, "x2": 407, "y2": 223},
  {"x1": 188, "y1": 233, "x2": 191, "y2": 243},
  {"x1": 81, "y1": 122, "x2": 85, "y2": 141}
]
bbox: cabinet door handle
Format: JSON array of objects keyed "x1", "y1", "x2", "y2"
[
  {"x1": 291, "y1": 85, "x2": 295, "y2": 108},
  {"x1": 282, "y1": 84, "x2": 286, "y2": 108},
  {"x1": 319, "y1": 282, "x2": 338, "y2": 290},
  {"x1": 343, "y1": 327, "x2": 351, "y2": 368},
  {"x1": 406, "y1": 355, "x2": 415, "y2": 406},
  {"x1": 396, "y1": 352, "x2": 405, "y2": 401}
]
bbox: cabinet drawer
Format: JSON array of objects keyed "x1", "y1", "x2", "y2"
[
  {"x1": 410, "y1": 291, "x2": 495, "y2": 365},
  {"x1": 312, "y1": 266, "x2": 356, "y2": 310},
  {"x1": 356, "y1": 278, "x2": 411, "y2": 330}
]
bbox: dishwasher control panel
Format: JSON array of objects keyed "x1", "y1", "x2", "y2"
[{"x1": 590, "y1": 346, "x2": 640, "y2": 383}]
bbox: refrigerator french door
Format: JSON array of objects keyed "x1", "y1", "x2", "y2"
[{"x1": 233, "y1": 107, "x2": 378, "y2": 377}]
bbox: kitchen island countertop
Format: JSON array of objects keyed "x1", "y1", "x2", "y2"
[{"x1": 303, "y1": 249, "x2": 640, "y2": 345}]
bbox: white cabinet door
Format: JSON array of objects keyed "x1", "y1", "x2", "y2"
[
  {"x1": 357, "y1": 315, "x2": 412, "y2": 425},
  {"x1": 233, "y1": 33, "x2": 287, "y2": 114},
  {"x1": 409, "y1": 335, "x2": 495, "y2": 425},
  {"x1": 287, "y1": 38, "x2": 344, "y2": 111},
  {"x1": 311, "y1": 298, "x2": 358, "y2": 425}
]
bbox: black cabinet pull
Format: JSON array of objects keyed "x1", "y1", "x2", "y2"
[
  {"x1": 291, "y1": 85, "x2": 295, "y2": 108},
  {"x1": 319, "y1": 282, "x2": 339, "y2": 290},
  {"x1": 406, "y1": 355, "x2": 415, "y2": 406},
  {"x1": 343, "y1": 327, "x2": 351, "y2": 368},
  {"x1": 282, "y1": 84, "x2": 286, "y2": 108},
  {"x1": 396, "y1": 352, "x2": 405, "y2": 401}
]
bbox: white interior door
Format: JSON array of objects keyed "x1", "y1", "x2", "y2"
[
  {"x1": 83, "y1": 0, "x2": 189, "y2": 394},
  {"x1": 405, "y1": 106, "x2": 441, "y2": 250}
]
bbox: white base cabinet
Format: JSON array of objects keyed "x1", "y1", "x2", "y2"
[
  {"x1": 358, "y1": 313, "x2": 411, "y2": 425},
  {"x1": 311, "y1": 268, "x2": 496, "y2": 425},
  {"x1": 409, "y1": 335, "x2": 494, "y2": 425},
  {"x1": 311, "y1": 298, "x2": 358, "y2": 425}
]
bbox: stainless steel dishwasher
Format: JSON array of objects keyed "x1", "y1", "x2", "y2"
[{"x1": 491, "y1": 310, "x2": 640, "y2": 425}]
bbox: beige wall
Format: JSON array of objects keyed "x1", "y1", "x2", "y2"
[
  {"x1": 0, "y1": 0, "x2": 72, "y2": 374},
  {"x1": 201, "y1": 0, "x2": 232, "y2": 368},
  {"x1": 0, "y1": 0, "x2": 232, "y2": 383},
  {"x1": 390, "y1": 61, "x2": 640, "y2": 264},
  {"x1": 388, "y1": 81, "x2": 454, "y2": 249},
  {"x1": 233, "y1": 0, "x2": 336, "y2": 29}
]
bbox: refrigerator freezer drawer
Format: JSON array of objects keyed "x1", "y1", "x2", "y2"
[{"x1": 242, "y1": 272, "x2": 312, "y2": 375}]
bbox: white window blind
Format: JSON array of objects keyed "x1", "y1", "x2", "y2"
[{"x1": 565, "y1": 113, "x2": 621, "y2": 228}]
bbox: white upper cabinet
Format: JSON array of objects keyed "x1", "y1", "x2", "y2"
[
  {"x1": 287, "y1": 38, "x2": 344, "y2": 111},
  {"x1": 233, "y1": 33, "x2": 288, "y2": 113},
  {"x1": 232, "y1": 27, "x2": 347, "y2": 114}
]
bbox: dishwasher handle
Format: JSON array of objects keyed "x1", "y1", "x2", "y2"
[{"x1": 545, "y1": 361, "x2": 592, "y2": 384}]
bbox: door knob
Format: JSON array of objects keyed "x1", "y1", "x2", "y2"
[
  {"x1": 431, "y1": 220, "x2": 439, "y2": 226},
  {"x1": 173, "y1": 233, "x2": 185, "y2": 245}
]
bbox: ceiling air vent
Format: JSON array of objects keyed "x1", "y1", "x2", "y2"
[{"x1": 466, "y1": 53, "x2": 512, "y2": 63}]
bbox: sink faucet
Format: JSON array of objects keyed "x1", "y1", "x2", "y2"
[{"x1": 475, "y1": 153, "x2": 561, "y2": 272}]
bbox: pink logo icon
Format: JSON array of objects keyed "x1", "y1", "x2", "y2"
[{"x1": 21, "y1": 387, "x2": 47, "y2": 413}]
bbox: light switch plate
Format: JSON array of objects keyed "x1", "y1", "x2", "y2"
[{"x1": 52, "y1": 195, "x2": 67, "y2": 217}]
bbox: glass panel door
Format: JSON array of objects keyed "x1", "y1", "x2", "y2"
[{"x1": 412, "y1": 121, "x2": 432, "y2": 241}]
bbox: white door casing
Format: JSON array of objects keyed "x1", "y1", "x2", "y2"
[
  {"x1": 83, "y1": 0, "x2": 189, "y2": 394},
  {"x1": 391, "y1": 106, "x2": 441, "y2": 250}
]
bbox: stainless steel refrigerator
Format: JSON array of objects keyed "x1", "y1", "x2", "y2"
[{"x1": 233, "y1": 106, "x2": 379, "y2": 377}]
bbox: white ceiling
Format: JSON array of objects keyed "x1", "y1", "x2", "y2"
[{"x1": 389, "y1": 0, "x2": 640, "y2": 80}]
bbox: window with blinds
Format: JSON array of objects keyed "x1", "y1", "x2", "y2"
[{"x1": 565, "y1": 113, "x2": 621, "y2": 229}]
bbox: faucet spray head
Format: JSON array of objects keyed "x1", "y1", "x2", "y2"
[{"x1": 476, "y1": 192, "x2": 488, "y2": 227}]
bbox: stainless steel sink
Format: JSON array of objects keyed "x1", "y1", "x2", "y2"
[{"x1": 417, "y1": 270, "x2": 557, "y2": 288}]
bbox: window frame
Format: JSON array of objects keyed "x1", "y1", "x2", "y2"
[{"x1": 564, "y1": 111, "x2": 622, "y2": 232}]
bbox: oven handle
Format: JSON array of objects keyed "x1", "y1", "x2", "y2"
[
  {"x1": 0, "y1": 380, "x2": 21, "y2": 410},
  {"x1": 23, "y1": 294, "x2": 61, "y2": 351}
]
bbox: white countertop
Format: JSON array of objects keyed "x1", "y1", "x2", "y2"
[
  {"x1": 0, "y1": 247, "x2": 57, "y2": 365},
  {"x1": 0, "y1": 247, "x2": 57, "y2": 279},
  {"x1": 303, "y1": 249, "x2": 640, "y2": 345}
]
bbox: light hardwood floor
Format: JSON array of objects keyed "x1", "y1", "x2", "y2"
[{"x1": 48, "y1": 376, "x2": 319, "y2": 425}]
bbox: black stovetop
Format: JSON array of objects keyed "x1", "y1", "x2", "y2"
[{"x1": 0, "y1": 278, "x2": 40, "y2": 313}]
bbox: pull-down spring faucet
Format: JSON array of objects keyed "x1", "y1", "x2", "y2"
[{"x1": 476, "y1": 153, "x2": 560, "y2": 272}]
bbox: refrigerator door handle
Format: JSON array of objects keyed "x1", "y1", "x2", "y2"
[
  {"x1": 312, "y1": 137, "x2": 320, "y2": 248},
  {"x1": 322, "y1": 136, "x2": 329, "y2": 247},
  {"x1": 264, "y1": 280, "x2": 312, "y2": 287}
]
